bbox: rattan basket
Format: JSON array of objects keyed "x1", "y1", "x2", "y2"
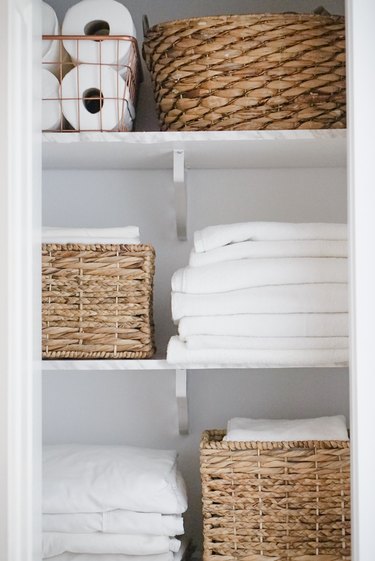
[
  {"x1": 143, "y1": 13, "x2": 346, "y2": 131},
  {"x1": 200, "y1": 429, "x2": 351, "y2": 561},
  {"x1": 42, "y1": 243, "x2": 155, "y2": 359}
]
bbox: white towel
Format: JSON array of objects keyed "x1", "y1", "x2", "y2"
[
  {"x1": 194, "y1": 222, "x2": 348, "y2": 253},
  {"x1": 167, "y1": 336, "x2": 348, "y2": 367},
  {"x1": 178, "y1": 314, "x2": 349, "y2": 338},
  {"x1": 43, "y1": 512, "x2": 184, "y2": 536},
  {"x1": 44, "y1": 538, "x2": 188, "y2": 561},
  {"x1": 43, "y1": 445, "x2": 187, "y2": 515},
  {"x1": 224, "y1": 415, "x2": 349, "y2": 442},
  {"x1": 43, "y1": 534, "x2": 180, "y2": 559},
  {"x1": 172, "y1": 258, "x2": 347, "y2": 294},
  {"x1": 42, "y1": 227, "x2": 140, "y2": 245},
  {"x1": 171, "y1": 283, "x2": 348, "y2": 322},
  {"x1": 189, "y1": 239, "x2": 348, "y2": 267},
  {"x1": 184, "y1": 335, "x2": 348, "y2": 351}
]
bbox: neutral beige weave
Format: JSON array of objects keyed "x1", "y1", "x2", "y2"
[
  {"x1": 42, "y1": 243, "x2": 155, "y2": 359},
  {"x1": 143, "y1": 13, "x2": 346, "y2": 131},
  {"x1": 200, "y1": 430, "x2": 351, "y2": 561}
]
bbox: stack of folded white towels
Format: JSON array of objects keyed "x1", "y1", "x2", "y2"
[
  {"x1": 42, "y1": 225, "x2": 142, "y2": 245},
  {"x1": 43, "y1": 444, "x2": 187, "y2": 561},
  {"x1": 167, "y1": 222, "x2": 348, "y2": 367}
]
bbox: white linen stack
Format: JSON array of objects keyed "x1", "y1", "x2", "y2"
[
  {"x1": 167, "y1": 222, "x2": 349, "y2": 367},
  {"x1": 42, "y1": 226, "x2": 141, "y2": 245},
  {"x1": 42, "y1": 444, "x2": 188, "y2": 561}
]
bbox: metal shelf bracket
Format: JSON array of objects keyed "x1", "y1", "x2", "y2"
[
  {"x1": 173, "y1": 149, "x2": 187, "y2": 241},
  {"x1": 176, "y1": 369, "x2": 188, "y2": 434}
]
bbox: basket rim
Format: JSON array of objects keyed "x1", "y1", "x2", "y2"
[
  {"x1": 42, "y1": 242, "x2": 155, "y2": 253},
  {"x1": 145, "y1": 12, "x2": 345, "y2": 35},
  {"x1": 200, "y1": 428, "x2": 350, "y2": 450}
]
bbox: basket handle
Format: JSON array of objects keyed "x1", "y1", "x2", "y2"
[
  {"x1": 142, "y1": 15, "x2": 150, "y2": 37},
  {"x1": 313, "y1": 6, "x2": 332, "y2": 15}
]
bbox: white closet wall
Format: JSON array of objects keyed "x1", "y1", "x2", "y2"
[{"x1": 42, "y1": 0, "x2": 347, "y2": 547}]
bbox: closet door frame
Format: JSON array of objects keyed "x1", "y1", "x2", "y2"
[
  {"x1": 0, "y1": 0, "x2": 41, "y2": 560},
  {"x1": 347, "y1": 1, "x2": 375, "y2": 560}
]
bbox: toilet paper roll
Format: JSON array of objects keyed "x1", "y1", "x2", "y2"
[
  {"x1": 42, "y1": 1, "x2": 71, "y2": 78},
  {"x1": 42, "y1": 69, "x2": 62, "y2": 131},
  {"x1": 61, "y1": 64, "x2": 135, "y2": 131},
  {"x1": 62, "y1": 0, "x2": 136, "y2": 66}
]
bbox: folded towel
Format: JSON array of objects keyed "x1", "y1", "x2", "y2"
[
  {"x1": 194, "y1": 222, "x2": 347, "y2": 253},
  {"x1": 43, "y1": 512, "x2": 184, "y2": 536},
  {"x1": 44, "y1": 538, "x2": 188, "y2": 561},
  {"x1": 189, "y1": 239, "x2": 348, "y2": 267},
  {"x1": 178, "y1": 314, "x2": 349, "y2": 338},
  {"x1": 172, "y1": 283, "x2": 348, "y2": 322},
  {"x1": 224, "y1": 415, "x2": 349, "y2": 442},
  {"x1": 167, "y1": 337, "x2": 348, "y2": 367},
  {"x1": 184, "y1": 335, "x2": 348, "y2": 351},
  {"x1": 172, "y1": 258, "x2": 347, "y2": 294},
  {"x1": 43, "y1": 534, "x2": 180, "y2": 559},
  {"x1": 42, "y1": 227, "x2": 140, "y2": 245},
  {"x1": 43, "y1": 445, "x2": 187, "y2": 515}
]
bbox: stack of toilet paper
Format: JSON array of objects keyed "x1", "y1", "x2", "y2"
[{"x1": 42, "y1": 0, "x2": 137, "y2": 132}]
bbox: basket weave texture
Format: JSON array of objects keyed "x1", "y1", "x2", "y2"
[
  {"x1": 143, "y1": 14, "x2": 346, "y2": 131},
  {"x1": 42, "y1": 243, "x2": 155, "y2": 359},
  {"x1": 200, "y1": 430, "x2": 351, "y2": 561}
]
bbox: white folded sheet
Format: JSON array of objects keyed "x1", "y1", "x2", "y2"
[
  {"x1": 184, "y1": 335, "x2": 348, "y2": 351},
  {"x1": 189, "y1": 239, "x2": 348, "y2": 267},
  {"x1": 171, "y1": 283, "x2": 348, "y2": 321},
  {"x1": 194, "y1": 222, "x2": 347, "y2": 253},
  {"x1": 178, "y1": 313, "x2": 349, "y2": 338},
  {"x1": 224, "y1": 415, "x2": 349, "y2": 442},
  {"x1": 44, "y1": 538, "x2": 188, "y2": 561},
  {"x1": 167, "y1": 337, "x2": 348, "y2": 367},
  {"x1": 43, "y1": 512, "x2": 184, "y2": 536},
  {"x1": 172, "y1": 258, "x2": 347, "y2": 294},
  {"x1": 43, "y1": 445, "x2": 187, "y2": 515},
  {"x1": 42, "y1": 226, "x2": 140, "y2": 245},
  {"x1": 43, "y1": 534, "x2": 180, "y2": 559}
]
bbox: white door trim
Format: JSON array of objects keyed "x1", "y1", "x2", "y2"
[
  {"x1": 347, "y1": 1, "x2": 375, "y2": 559},
  {"x1": 0, "y1": 1, "x2": 41, "y2": 560}
]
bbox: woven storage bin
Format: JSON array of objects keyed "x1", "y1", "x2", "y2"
[
  {"x1": 42, "y1": 243, "x2": 155, "y2": 359},
  {"x1": 143, "y1": 13, "x2": 346, "y2": 131},
  {"x1": 200, "y1": 430, "x2": 351, "y2": 561}
]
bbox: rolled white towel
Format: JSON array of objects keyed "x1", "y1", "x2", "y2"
[
  {"x1": 42, "y1": 226, "x2": 140, "y2": 245},
  {"x1": 43, "y1": 533, "x2": 180, "y2": 558},
  {"x1": 43, "y1": 445, "x2": 187, "y2": 515},
  {"x1": 172, "y1": 258, "x2": 348, "y2": 294},
  {"x1": 171, "y1": 283, "x2": 348, "y2": 322},
  {"x1": 43, "y1": 511, "x2": 184, "y2": 536},
  {"x1": 224, "y1": 415, "x2": 349, "y2": 442},
  {"x1": 167, "y1": 336, "x2": 348, "y2": 367},
  {"x1": 178, "y1": 314, "x2": 349, "y2": 338},
  {"x1": 189, "y1": 239, "x2": 348, "y2": 267},
  {"x1": 194, "y1": 222, "x2": 347, "y2": 253},
  {"x1": 183, "y1": 335, "x2": 348, "y2": 351}
]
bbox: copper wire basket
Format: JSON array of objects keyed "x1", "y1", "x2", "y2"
[{"x1": 42, "y1": 35, "x2": 142, "y2": 132}]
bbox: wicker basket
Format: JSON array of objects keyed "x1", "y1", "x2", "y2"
[
  {"x1": 200, "y1": 429, "x2": 351, "y2": 561},
  {"x1": 143, "y1": 13, "x2": 346, "y2": 131},
  {"x1": 42, "y1": 243, "x2": 155, "y2": 359}
]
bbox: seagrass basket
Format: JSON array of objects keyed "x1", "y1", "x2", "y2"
[
  {"x1": 200, "y1": 430, "x2": 351, "y2": 561},
  {"x1": 143, "y1": 13, "x2": 346, "y2": 131},
  {"x1": 42, "y1": 243, "x2": 155, "y2": 359}
]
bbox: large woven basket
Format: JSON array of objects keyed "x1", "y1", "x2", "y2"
[
  {"x1": 200, "y1": 429, "x2": 351, "y2": 561},
  {"x1": 42, "y1": 243, "x2": 155, "y2": 359},
  {"x1": 143, "y1": 13, "x2": 346, "y2": 131}
]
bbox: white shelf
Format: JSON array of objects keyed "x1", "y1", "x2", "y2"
[
  {"x1": 42, "y1": 359, "x2": 347, "y2": 371},
  {"x1": 42, "y1": 130, "x2": 346, "y2": 170}
]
